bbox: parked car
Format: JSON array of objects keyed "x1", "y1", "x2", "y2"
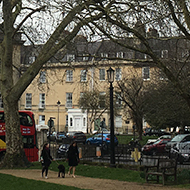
[
  {"x1": 142, "y1": 138, "x2": 171, "y2": 155},
  {"x1": 170, "y1": 142, "x2": 190, "y2": 164},
  {"x1": 56, "y1": 131, "x2": 67, "y2": 141},
  {"x1": 86, "y1": 133, "x2": 118, "y2": 147},
  {"x1": 56, "y1": 144, "x2": 70, "y2": 158},
  {"x1": 176, "y1": 127, "x2": 190, "y2": 134},
  {"x1": 66, "y1": 131, "x2": 86, "y2": 144},
  {"x1": 47, "y1": 132, "x2": 56, "y2": 141},
  {"x1": 165, "y1": 134, "x2": 190, "y2": 152},
  {"x1": 146, "y1": 135, "x2": 172, "y2": 145},
  {"x1": 144, "y1": 128, "x2": 170, "y2": 137}
]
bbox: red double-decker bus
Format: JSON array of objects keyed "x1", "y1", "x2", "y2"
[{"x1": 0, "y1": 111, "x2": 38, "y2": 162}]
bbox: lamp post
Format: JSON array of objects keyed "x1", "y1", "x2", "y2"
[
  {"x1": 57, "y1": 100, "x2": 61, "y2": 133},
  {"x1": 107, "y1": 67, "x2": 115, "y2": 167}
]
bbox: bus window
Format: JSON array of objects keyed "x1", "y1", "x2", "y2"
[
  {"x1": 22, "y1": 136, "x2": 34, "y2": 148},
  {"x1": 19, "y1": 113, "x2": 33, "y2": 126},
  {"x1": 0, "y1": 113, "x2": 4, "y2": 123}
]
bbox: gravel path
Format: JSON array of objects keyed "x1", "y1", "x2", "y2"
[{"x1": 0, "y1": 169, "x2": 188, "y2": 190}]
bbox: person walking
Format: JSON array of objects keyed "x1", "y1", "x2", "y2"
[
  {"x1": 41, "y1": 143, "x2": 53, "y2": 179},
  {"x1": 67, "y1": 141, "x2": 79, "y2": 178}
]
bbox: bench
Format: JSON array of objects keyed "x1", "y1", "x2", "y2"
[{"x1": 145, "y1": 158, "x2": 177, "y2": 185}]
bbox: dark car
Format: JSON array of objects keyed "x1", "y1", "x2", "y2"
[
  {"x1": 170, "y1": 142, "x2": 190, "y2": 164},
  {"x1": 86, "y1": 133, "x2": 118, "y2": 147},
  {"x1": 165, "y1": 134, "x2": 190, "y2": 152},
  {"x1": 56, "y1": 144, "x2": 70, "y2": 158},
  {"x1": 66, "y1": 131, "x2": 86, "y2": 144},
  {"x1": 56, "y1": 131, "x2": 67, "y2": 141},
  {"x1": 144, "y1": 128, "x2": 170, "y2": 137},
  {"x1": 142, "y1": 138, "x2": 171, "y2": 155}
]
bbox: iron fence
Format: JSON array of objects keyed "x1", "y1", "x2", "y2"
[{"x1": 48, "y1": 142, "x2": 190, "y2": 168}]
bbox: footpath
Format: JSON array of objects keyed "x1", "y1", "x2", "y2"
[{"x1": 0, "y1": 169, "x2": 189, "y2": 190}]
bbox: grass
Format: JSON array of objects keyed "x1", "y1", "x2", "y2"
[
  {"x1": 0, "y1": 173, "x2": 85, "y2": 190},
  {"x1": 116, "y1": 134, "x2": 157, "y2": 145},
  {"x1": 1, "y1": 160, "x2": 190, "y2": 189},
  {"x1": 28, "y1": 161, "x2": 144, "y2": 182},
  {"x1": 0, "y1": 135, "x2": 189, "y2": 189}
]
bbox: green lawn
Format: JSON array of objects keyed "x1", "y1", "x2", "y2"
[
  {"x1": 0, "y1": 173, "x2": 85, "y2": 190},
  {"x1": 1, "y1": 161, "x2": 190, "y2": 189},
  {"x1": 116, "y1": 134, "x2": 157, "y2": 145}
]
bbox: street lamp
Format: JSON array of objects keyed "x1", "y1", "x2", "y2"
[
  {"x1": 107, "y1": 67, "x2": 115, "y2": 167},
  {"x1": 57, "y1": 100, "x2": 61, "y2": 133}
]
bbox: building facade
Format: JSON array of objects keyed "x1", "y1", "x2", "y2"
[{"x1": 1, "y1": 31, "x2": 190, "y2": 134}]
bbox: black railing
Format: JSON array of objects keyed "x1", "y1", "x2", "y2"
[{"x1": 48, "y1": 142, "x2": 190, "y2": 168}]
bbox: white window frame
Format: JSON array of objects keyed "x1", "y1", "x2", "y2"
[
  {"x1": 25, "y1": 93, "x2": 32, "y2": 109},
  {"x1": 99, "y1": 92, "x2": 106, "y2": 108},
  {"x1": 66, "y1": 70, "x2": 73, "y2": 82},
  {"x1": 116, "y1": 52, "x2": 124, "y2": 58},
  {"x1": 115, "y1": 68, "x2": 122, "y2": 81},
  {"x1": 142, "y1": 67, "x2": 150, "y2": 80},
  {"x1": 66, "y1": 93, "x2": 72, "y2": 108},
  {"x1": 115, "y1": 116, "x2": 122, "y2": 128},
  {"x1": 66, "y1": 54, "x2": 75, "y2": 62},
  {"x1": 100, "y1": 53, "x2": 108, "y2": 60},
  {"x1": 161, "y1": 50, "x2": 168, "y2": 58},
  {"x1": 99, "y1": 69, "x2": 105, "y2": 81},
  {"x1": 40, "y1": 71, "x2": 46, "y2": 83},
  {"x1": 39, "y1": 115, "x2": 45, "y2": 125},
  {"x1": 81, "y1": 70, "x2": 87, "y2": 82},
  {"x1": 83, "y1": 54, "x2": 89, "y2": 61},
  {"x1": 28, "y1": 56, "x2": 35, "y2": 64},
  {"x1": 39, "y1": 93, "x2": 45, "y2": 109}
]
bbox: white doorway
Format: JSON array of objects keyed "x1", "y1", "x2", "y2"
[{"x1": 67, "y1": 109, "x2": 87, "y2": 133}]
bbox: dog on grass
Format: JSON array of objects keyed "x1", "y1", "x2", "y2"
[{"x1": 58, "y1": 164, "x2": 65, "y2": 178}]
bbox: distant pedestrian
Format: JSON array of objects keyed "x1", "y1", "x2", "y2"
[
  {"x1": 41, "y1": 143, "x2": 53, "y2": 179},
  {"x1": 67, "y1": 141, "x2": 79, "y2": 178}
]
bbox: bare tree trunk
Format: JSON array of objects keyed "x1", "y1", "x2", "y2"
[
  {"x1": 136, "y1": 118, "x2": 143, "y2": 140},
  {"x1": 0, "y1": 100, "x2": 30, "y2": 168}
]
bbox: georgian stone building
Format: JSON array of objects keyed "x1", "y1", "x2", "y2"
[{"x1": 1, "y1": 30, "x2": 189, "y2": 134}]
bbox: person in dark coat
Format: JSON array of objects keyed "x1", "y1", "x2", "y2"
[
  {"x1": 67, "y1": 141, "x2": 79, "y2": 178},
  {"x1": 41, "y1": 143, "x2": 53, "y2": 179}
]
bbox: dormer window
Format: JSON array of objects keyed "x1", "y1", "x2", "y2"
[
  {"x1": 28, "y1": 56, "x2": 35, "y2": 64},
  {"x1": 116, "y1": 52, "x2": 124, "y2": 58},
  {"x1": 83, "y1": 54, "x2": 89, "y2": 61},
  {"x1": 100, "y1": 53, "x2": 108, "y2": 60},
  {"x1": 66, "y1": 54, "x2": 75, "y2": 62},
  {"x1": 161, "y1": 50, "x2": 168, "y2": 59}
]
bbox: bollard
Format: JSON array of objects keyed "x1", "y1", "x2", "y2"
[
  {"x1": 96, "y1": 146, "x2": 101, "y2": 158},
  {"x1": 79, "y1": 147, "x2": 82, "y2": 159}
]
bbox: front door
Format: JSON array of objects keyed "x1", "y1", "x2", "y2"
[{"x1": 75, "y1": 118, "x2": 81, "y2": 131}]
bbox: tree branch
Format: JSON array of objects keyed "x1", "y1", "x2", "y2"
[
  {"x1": 13, "y1": 5, "x2": 46, "y2": 36},
  {"x1": 167, "y1": 0, "x2": 190, "y2": 39}
]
